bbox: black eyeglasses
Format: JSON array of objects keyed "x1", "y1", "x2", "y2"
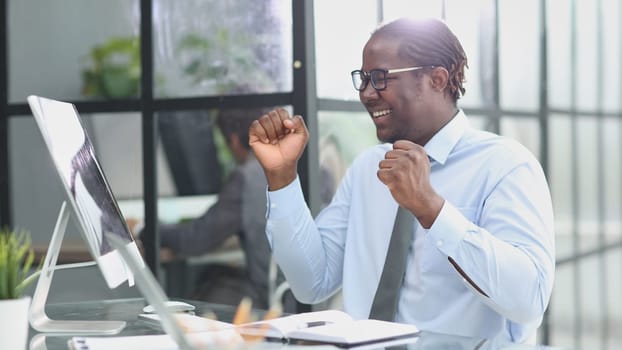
[{"x1": 350, "y1": 66, "x2": 434, "y2": 91}]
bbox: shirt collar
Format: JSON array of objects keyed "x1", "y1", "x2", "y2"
[{"x1": 424, "y1": 109, "x2": 468, "y2": 165}]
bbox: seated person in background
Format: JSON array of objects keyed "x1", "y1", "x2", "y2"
[{"x1": 133, "y1": 107, "x2": 283, "y2": 310}]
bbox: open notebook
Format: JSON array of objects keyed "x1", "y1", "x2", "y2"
[
  {"x1": 236, "y1": 310, "x2": 420, "y2": 347},
  {"x1": 68, "y1": 233, "x2": 240, "y2": 350}
]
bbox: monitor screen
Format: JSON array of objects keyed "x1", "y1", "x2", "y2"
[{"x1": 28, "y1": 95, "x2": 140, "y2": 289}]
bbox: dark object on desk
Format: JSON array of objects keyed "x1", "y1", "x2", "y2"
[
  {"x1": 185, "y1": 262, "x2": 298, "y2": 312},
  {"x1": 190, "y1": 264, "x2": 250, "y2": 305}
]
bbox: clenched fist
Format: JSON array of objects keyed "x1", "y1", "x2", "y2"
[
  {"x1": 249, "y1": 108, "x2": 309, "y2": 190},
  {"x1": 377, "y1": 140, "x2": 444, "y2": 228}
]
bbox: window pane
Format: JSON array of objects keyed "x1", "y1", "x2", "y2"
[
  {"x1": 9, "y1": 116, "x2": 82, "y2": 246},
  {"x1": 600, "y1": 117, "x2": 621, "y2": 241},
  {"x1": 575, "y1": 117, "x2": 599, "y2": 239},
  {"x1": 445, "y1": 0, "x2": 486, "y2": 108},
  {"x1": 318, "y1": 111, "x2": 379, "y2": 195},
  {"x1": 8, "y1": 0, "x2": 139, "y2": 103},
  {"x1": 383, "y1": 0, "x2": 442, "y2": 21},
  {"x1": 576, "y1": 0, "x2": 598, "y2": 110},
  {"x1": 577, "y1": 256, "x2": 602, "y2": 343},
  {"x1": 146, "y1": 106, "x2": 283, "y2": 307},
  {"x1": 156, "y1": 110, "x2": 223, "y2": 198},
  {"x1": 84, "y1": 113, "x2": 145, "y2": 200},
  {"x1": 548, "y1": 115, "x2": 573, "y2": 238},
  {"x1": 153, "y1": 0, "x2": 292, "y2": 97},
  {"x1": 315, "y1": 0, "x2": 378, "y2": 100},
  {"x1": 499, "y1": 0, "x2": 540, "y2": 111},
  {"x1": 499, "y1": 117, "x2": 541, "y2": 161},
  {"x1": 115, "y1": 109, "x2": 229, "y2": 228},
  {"x1": 549, "y1": 263, "x2": 575, "y2": 345},
  {"x1": 467, "y1": 115, "x2": 490, "y2": 131},
  {"x1": 547, "y1": 0, "x2": 572, "y2": 109},
  {"x1": 601, "y1": 0, "x2": 621, "y2": 112}
]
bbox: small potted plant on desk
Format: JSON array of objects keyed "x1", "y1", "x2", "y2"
[{"x1": 0, "y1": 228, "x2": 39, "y2": 350}]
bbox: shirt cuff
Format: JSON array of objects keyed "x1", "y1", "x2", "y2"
[
  {"x1": 426, "y1": 201, "x2": 473, "y2": 257},
  {"x1": 266, "y1": 175, "x2": 306, "y2": 220}
]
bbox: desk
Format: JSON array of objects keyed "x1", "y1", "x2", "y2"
[
  {"x1": 28, "y1": 298, "x2": 569, "y2": 350},
  {"x1": 27, "y1": 298, "x2": 238, "y2": 350}
]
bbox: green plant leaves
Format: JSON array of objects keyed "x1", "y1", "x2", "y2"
[
  {"x1": 0, "y1": 229, "x2": 37, "y2": 299},
  {"x1": 81, "y1": 37, "x2": 141, "y2": 99}
]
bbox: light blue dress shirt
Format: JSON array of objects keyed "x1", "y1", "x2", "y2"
[{"x1": 265, "y1": 110, "x2": 555, "y2": 342}]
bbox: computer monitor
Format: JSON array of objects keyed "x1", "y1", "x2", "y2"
[{"x1": 27, "y1": 95, "x2": 142, "y2": 334}]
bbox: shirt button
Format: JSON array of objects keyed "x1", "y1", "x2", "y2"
[
  {"x1": 270, "y1": 203, "x2": 277, "y2": 209},
  {"x1": 436, "y1": 240, "x2": 443, "y2": 247}
]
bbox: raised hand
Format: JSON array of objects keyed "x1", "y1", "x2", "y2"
[
  {"x1": 376, "y1": 140, "x2": 444, "y2": 228},
  {"x1": 249, "y1": 108, "x2": 309, "y2": 190}
]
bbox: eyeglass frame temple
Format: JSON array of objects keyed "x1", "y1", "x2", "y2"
[
  {"x1": 386, "y1": 66, "x2": 433, "y2": 74},
  {"x1": 351, "y1": 66, "x2": 436, "y2": 90}
]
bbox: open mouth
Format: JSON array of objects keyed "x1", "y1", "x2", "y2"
[{"x1": 371, "y1": 109, "x2": 392, "y2": 119}]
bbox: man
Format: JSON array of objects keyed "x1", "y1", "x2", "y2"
[{"x1": 248, "y1": 17, "x2": 555, "y2": 342}]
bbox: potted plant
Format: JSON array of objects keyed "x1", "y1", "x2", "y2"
[
  {"x1": 80, "y1": 36, "x2": 141, "y2": 99},
  {"x1": 0, "y1": 228, "x2": 38, "y2": 350}
]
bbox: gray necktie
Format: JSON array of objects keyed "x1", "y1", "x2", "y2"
[{"x1": 369, "y1": 206, "x2": 414, "y2": 321}]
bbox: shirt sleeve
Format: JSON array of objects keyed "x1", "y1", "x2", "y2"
[
  {"x1": 265, "y1": 176, "x2": 339, "y2": 303},
  {"x1": 428, "y1": 161, "x2": 556, "y2": 324}
]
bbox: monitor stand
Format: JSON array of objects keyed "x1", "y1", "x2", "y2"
[{"x1": 28, "y1": 201, "x2": 126, "y2": 334}]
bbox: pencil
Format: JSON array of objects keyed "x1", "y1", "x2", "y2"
[{"x1": 232, "y1": 297, "x2": 253, "y2": 325}]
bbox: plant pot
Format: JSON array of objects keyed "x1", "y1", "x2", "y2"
[{"x1": 0, "y1": 296, "x2": 31, "y2": 350}]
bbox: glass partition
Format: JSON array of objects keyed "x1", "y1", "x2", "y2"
[
  {"x1": 9, "y1": 115, "x2": 82, "y2": 246},
  {"x1": 153, "y1": 0, "x2": 292, "y2": 97},
  {"x1": 317, "y1": 110, "x2": 379, "y2": 194},
  {"x1": 383, "y1": 0, "x2": 442, "y2": 21},
  {"x1": 574, "y1": 116, "x2": 598, "y2": 245},
  {"x1": 600, "y1": 117, "x2": 622, "y2": 243},
  {"x1": 547, "y1": 0, "x2": 572, "y2": 109},
  {"x1": 575, "y1": 0, "x2": 598, "y2": 111},
  {"x1": 499, "y1": 117, "x2": 541, "y2": 161},
  {"x1": 8, "y1": 0, "x2": 139, "y2": 103},
  {"x1": 465, "y1": 115, "x2": 489, "y2": 131},
  {"x1": 146, "y1": 106, "x2": 286, "y2": 309},
  {"x1": 498, "y1": 0, "x2": 540, "y2": 111},
  {"x1": 548, "y1": 115, "x2": 574, "y2": 250},
  {"x1": 445, "y1": 0, "x2": 486, "y2": 109},
  {"x1": 314, "y1": 0, "x2": 377, "y2": 100},
  {"x1": 601, "y1": 0, "x2": 621, "y2": 112}
]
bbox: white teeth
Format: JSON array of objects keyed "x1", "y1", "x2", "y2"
[{"x1": 372, "y1": 109, "x2": 391, "y2": 118}]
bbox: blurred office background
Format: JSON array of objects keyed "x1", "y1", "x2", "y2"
[{"x1": 1, "y1": 0, "x2": 621, "y2": 348}]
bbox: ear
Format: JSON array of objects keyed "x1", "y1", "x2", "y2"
[{"x1": 429, "y1": 67, "x2": 449, "y2": 92}]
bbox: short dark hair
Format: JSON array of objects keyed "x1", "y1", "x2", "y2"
[
  {"x1": 216, "y1": 107, "x2": 273, "y2": 150},
  {"x1": 372, "y1": 17, "x2": 468, "y2": 102}
]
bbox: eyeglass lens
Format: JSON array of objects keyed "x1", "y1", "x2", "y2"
[{"x1": 351, "y1": 70, "x2": 387, "y2": 91}]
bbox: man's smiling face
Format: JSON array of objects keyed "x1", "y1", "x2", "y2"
[{"x1": 359, "y1": 35, "x2": 440, "y2": 146}]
